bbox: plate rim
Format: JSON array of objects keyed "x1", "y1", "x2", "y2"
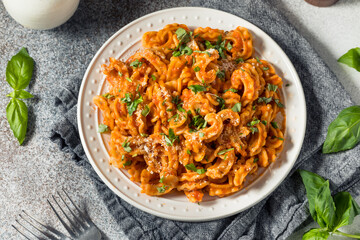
[{"x1": 77, "y1": 6, "x2": 307, "y2": 222}]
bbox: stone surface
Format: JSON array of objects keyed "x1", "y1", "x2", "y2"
[{"x1": 0, "y1": 0, "x2": 359, "y2": 239}]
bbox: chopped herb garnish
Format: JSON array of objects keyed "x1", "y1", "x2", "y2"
[
  {"x1": 216, "y1": 96, "x2": 225, "y2": 110},
  {"x1": 98, "y1": 124, "x2": 109, "y2": 133},
  {"x1": 140, "y1": 133, "x2": 148, "y2": 137},
  {"x1": 162, "y1": 99, "x2": 167, "y2": 106},
  {"x1": 199, "y1": 132, "x2": 205, "y2": 137},
  {"x1": 271, "y1": 136, "x2": 284, "y2": 141},
  {"x1": 256, "y1": 57, "x2": 262, "y2": 64},
  {"x1": 130, "y1": 59, "x2": 142, "y2": 68},
  {"x1": 122, "y1": 138, "x2": 132, "y2": 152},
  {"x1": 121, "y1": 155, "x2": 125, "y2": 161},
  {"x1": 218, "y1": 148, "x2": 234, "y2": 155},
  {"x1": 248, "y1": 118, "x2": 260, "y2": 126},
  {"x1": 162, "y1": 128, "x2": 179, "y2": 146},
  {"x1": 168, "y1": 113, "x2": 179, "y2": 122},
  {"x1": 274, "y1": 99, "x2": 284, "y2": 108},
  {"x1": 250, "y1": 127, "x2": 259, "y2": 134},
  {"x1": 189, "y1": 115, "x2": 207, "y2": 130},
  {"x1": 102, "y1": 93, "x2": 115, "y2": 99},
  {"x1": 118, "y1": 72, "x2": 123, "y2": 77},
  {"x1": 126, "y1": 77, "x2": 132, "y2": 82},
  {"x1": 157, "y1": 185, "x2": 168, "y2": 193},
  {"x1": 224, "y1": 88, "x2": 238, "y2": 93},
  {"x1": 171, "y1": 96, "x2": 180, "y2": 105},
  {"x1": 224, "y1": 154, "x2": 228, "y2": 160},
  {"x1": 173, "y1": 51, "x2": 181, "y2": 57},
  {"x1": 194, "y1": 66, "x2": 201, "y2": 72},
  {"x1": 187, "y1": 149, "x2": 191, "y2": 155},
  {"x1": 216, "y1": 70, "x2": 225, "y2": 80},
  {"x1": 159, "y1": 177, "x2": 164, "y2": 183},
  {"x1": 271, "y1": 122, "x2": 279, "y2": 129},
  {"x1": 235, "y1": 58, "x2": 244, "y2": 63},
  {"x1": 141, "y1": 105, "x2": 150, "y2": 117},
  {"x1": 121, "y1": 92, "x2": 143, "y2": 116},
  {"x1": 262, "y1": 67, "x2": 269, "y2": 71},
  {"x1": 195, "y1": 108, "x2": 201, "y2": 114},
  {"x1": 123, "y1": 160, "x2": 132, "y2": 166},
  {"x1": 194, "y1": 50, "x2": 211, "y2": 57},
  {"x1": 188, "y1": 85, "x2": 207, "y2": 94},
  {"x1": 240, "y1": 68, "x2": 245, "y2": 72},
  {"x1": 192, "y1": 56, "x2": 195, "y2": 65},
  {"x1": 253, "y1": 158, "x2": 259, "y2": 163},
  {"x1": 185, "y1": 163, "x2": 206, "y2": 175},
  {"x1": 232, "y1": 102, "x2": 242, "y2": 112},
  {"x1": 252, "y1": 106, "x2": 256, "y2": 110},
  {"x1": 261, "y1": 120, "x2": 267, "y2": 125},
  {"x1": 205, "y1": 40, "x2": 215, "y2": 49},
  {"x1": 226, "y1": 42, "x2": 233, "y2": 51},
  {"x1": 258, "y1": 97, "x2": 273, "y2": 104},
  {"x1": 175, "y1": 28, "x2": 191, "y2": 45},
  {"x1": 151, "y1": 74, "x2": 157, "y2": 80},
  {"x1": 166, "y1": 108, "x2": 173, "y2": 112},
  {"x1": 267, "y1": 83, "x2": 278, "y2": 92}
]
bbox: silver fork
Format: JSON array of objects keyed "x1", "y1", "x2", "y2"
[{"x1": 12, "y1": 190, "x2": 102, "y2": 240}]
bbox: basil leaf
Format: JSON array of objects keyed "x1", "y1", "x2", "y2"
[
  {"x1": 235, "y1": 58, "x2": 244, "y2": 63},
  {"x1": 314, "y1": 181, "x2": 336, "y2": 228},
  {"x1": 194, "y1": 66, "x2": 201, "y2": 72},
  {"x1": 274, "y1": 99, "x2": 284, "y2": 108},
  {"x1": 7, "y1": 90, "x2": 34, "y2": 99},
  {"x1": 248, "y1": 119, "x2": 260, "y2": 126},
  {"x1": 130, "y1": 59, "x2": 142, "y2": 68},
  {"x1": 323, "y1": 105, "x2": 360, "y2": 153},
  {"x1": 205, "y1": 40, "x2": 215, "y2": 49},
  {"x1": 250, "y1": 127, "x2": 258, "y2": 134},
  {"x1": 232, "y1": 103, "x2": 241, "y2": 112},
  {"x1": 216, "y1": 70, "x2": 225, "y2": 79},
  {"x1": 338, "y1": 47, "x2": 360, "y2": 72},
  {"x1": 159, "y1": 177, "x2": 165, "y2": 183},
  {"x1": 258, "y1": 97, "x2": 272, "y2": 104},
  {"x1": 188, "y1": 85, "x2": 206, "y2": 94},
  {"x1": 123, "y1": 160, "x2": 132, "y2": 166},
  {"x1": 299, "y1": 170, "x2": 327, "y2": 224},
  {"x1": 189, "y1": 115, "x2": 207, "y2": 130},
  {"x1": 102, "y1": 93, "x2": 115, "y2": 99},
  {"x1": 271, "y1": 121, "x2": 279, "y2": 129},
  {"x1": 226, "y1": 42, "x2": 233, "y2": 51},
  {"x1": 122, "y1": 139, "x2": 132, "y2": 152},
  {"x1": 331, "y1": 192, "x2": 360, "y2": 231},
  {"x1": 185, "y1": 163, "x2": 206, "y2": 175},
  {"x1": 267, "y1": 83, "x2": 278, "y2": 92},
  {"x1": 6, "y1": 48, "x2": 34, "y2": 90},
  {"x1": 216, "y1": 96, "x2": 225, "y2": 110},
  {"x1": 224, "y1": 88, "x2": 238, "y2": 93},
  {"x1": 98, "y1": 124, "x2": 109, "y2": 133},
  {"x1": 157, "y1": 185, "x2": 168, "y2": 193},
  {"x1": 6, "y1": 98, "x2": 28, "y2": 144},
  {"x1": 175, "y1": 28, "x2": 191, "y2": 45},
  {"x1": 302, "y1": 228, "x2": 329, "y2": 240},
  {"x1": 151, "y1": 74, "x2": 157, "y2": 80}
]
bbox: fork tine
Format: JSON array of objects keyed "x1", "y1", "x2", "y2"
[
  {"x1": 19, "y1": 214, "x2": 58, "y2": 240},
  {"x1": 57, "y1": 191, "x2": 87, "y2": 229},
  {"x1": 62, "y1": 189, "x2": 93, "y2": 225},
  {"x1": 52, "y1": 195, "x2": 81, "y2": 234},
  {"x1": 47, "y1": 199, "x2": 76, "y2": 238},
  {"x1": 23, "y1": 210, "x2": 69, "y2": 238},
  {"x1": 15, "y1": 219, "x2": 43, "y2": 240},
  {"x1": 12, "y1": 225, "x2": 31, "y2": 240}
]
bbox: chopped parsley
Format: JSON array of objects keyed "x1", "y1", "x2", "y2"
[
  {"x1": 159, "y1": 177, "x2": 165, "y2": 183},
  {"x1": 253, "y1": 158, "x2": 259, "y2": 163},
  {"x1": 250, "y1": 127, "x2": 259, "y2": 134},
  {"x1": 130, "y1": 59, "x2": 142, "y2": 68},
  {"x1": 126, "y1": 77, "x2": 132, "y2": 82},
  {"x1": 258, "y1": 97, "x2": 273, "y2": 104},
  {"x1": 166, "y1": 108, "x2": 173, "y2": 112},
  {"x1": 256, "y1": 57, "x2": 262, "y2": 64},
  {"x1": 157, "y1": 185, "x2": 168, "y2": 193},
  {"x1": 248, "y1": 118, "x2": 260, "y2": 126},
  {"x1": 118, "y1": 72, "x2": 123, "y2": 77},
  {"x1": 121, "y1": 92, "x2": 143, "y2": 116},
  {"x1": 216, "y1": 70, "x2": 225, "y2": 80},
  {"x1": 98, "y1": 124, "x2": 109, "y2": 133},
  {"x1": 162, "y1": 99, "x2": 167, "y2": 106},
  {"x1": 189, "y1": 115, "x2": 207, "y2": 131},
  {"x1": 140, "y1": 133, "x2": 148, "y2": 137},
  {"x1": 188, "y1": 85, "x2": 207, "y2": 94},
  {"x1": 232, "y1": 102, "x2": 242, "y2": 112},
  {"x1": 216, "y1": 96, "x2": 225, "y2": 110},
  {"x1": 218, "y1": 148, "x2": 234, "y2": 155},
  {"x1": 175, "y1": 28, "x2": 191, "y2": 45},
  {"x1": 185, "y1": 163, "x2": 206, "y2": 175},
  {"x1": 274, "y1": 99, "x2": 284, "y2": 108},
  {"x1": 141, "y1": 105, "x2": 150, "y2": 117},
  {"x1": 235, "y1": 58, "x2": 244, "y2": 63},
  {"x1": 267, "y1": 83, "x2": 278, "y2": 92},
  {"x1": 102, "y1": 93, "x2": 115, "y2": 99},
  {"x1": 261, "y1": 120, "x2": 267, "y2": 125},
  {"x1": 262, "y1": 67, "x2": 269, "y2": 71},
  {"x1": 224, "y1": 88, "x2": 238, "y2": 93},
  {"x1": 199, "y1": 132, "x2": 205, "y2": 137},
  {"x1": 122, "y1": 138, "x2": 132, "y2": 152},
  {"x1": 271, "y1": 121, "x2": 279, "y2": 129},
  {"x1": 151, "y1": 74, "x2": 157, "y2": 80},
  {"x1": 161, "y1": 128, "x2": 179, "y2": 146},
  {"x1": 227, "y1": 42, "x2": 233, "y2": 51},
  {"x1": 123, "y1": 160, "x2": 132, "y2": 166},
  {"x1": 194, "y1": 66, "x2": 201, "y2": 72},
  {"x1": 187, "y1": 149, "x2": 191, "y2": 155},
  {"x1": 194, "y1": 50, "x2": 211, "y2": 57}
]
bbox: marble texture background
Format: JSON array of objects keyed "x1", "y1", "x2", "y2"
[{"x1": 0, "y1": 0, "x2": 359, "y2": 239}]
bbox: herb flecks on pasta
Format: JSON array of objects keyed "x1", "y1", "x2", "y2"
[{"x1": 93, "y1": 23, "x2": 286, "y2": 203}]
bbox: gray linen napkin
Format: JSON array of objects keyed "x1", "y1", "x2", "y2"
[{"x1": 50, "y1": 0, "x2": 360, "y2": 239}]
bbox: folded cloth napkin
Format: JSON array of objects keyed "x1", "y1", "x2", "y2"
[{"x1": 50, "y1": 0, "x2": 360, "y2": 239}]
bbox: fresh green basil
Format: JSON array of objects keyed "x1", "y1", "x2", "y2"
[
  {"x1": 161, "y1": 128, "x2": 179, "y2": 146},
  {"x1": 338, "y1": 47, "x2": 360, "y2": 72},
  {"x1": 258, "y1": 97, "x2": 272, "y2": 104},
  {"x1": 185, "y1": 163, "x2": 206, "y2": 175},
  {"x1": 188, "y1": 85, "x2": 206, "y2": 94},
  {"x1": 6, "y1": 98, "x2": 28, "y2": 145},
  {"x1": 267, "y1": 83, "x2": 278, "y2": 92},
  {"x1": 130, "y1": 59, "x2": 142, "y2": 68},
  {"x1": 6, "y1": 48, "x2": 34, "y2": 90},
  {"x1": 299, "y1": 169, "x2": 360, "y2": 239},
  {"x1": 216, "y1": 70, "x2": 225, "y2": 79},
  {"x1": 218, "y1": 148, "x2": 234, "y2": 155},
  {"x1": 98, "y1": 124, "x2": 109, "y2": 133},
  {"x1": 232, "y1": 103, "x2": 241, "y2": 112},
  {"x1": 141, "y1": 105, "x2": 150, "y2": 117},
  {"x1": 121, "y1": 92, "x2": 143, "y2": 116},
  {"x1": 5, "y1": 48, "x2": 34, "y2": 145},
  {"x1": 224, "y1": 88, "x2": 238, "y2": 93},
  {"x1": 216, "y1": 96, "x2": 225, "y2": 110},
  {"x1": 122, "y1": 138, "x2": 132, "y2": 152},
  {"x1": 323, "y1": 105, "x2": 360, "y2": 153}
]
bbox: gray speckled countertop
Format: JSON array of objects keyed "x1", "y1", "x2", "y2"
[{"x1": 0, "y1": 0, "x2": 359, "y2": 239}]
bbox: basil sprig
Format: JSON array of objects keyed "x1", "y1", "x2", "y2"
[
  {"x1": 5, "y1": 48, "x2": 34, "y2": 145},
  {"x1": 338, "y1": 47, "x2": 360, "y2": 72},
  {"x1": 323, "y1": 106, "x2": 360, "y2": 153},
  {"x1": 185, "y1": 163, "x2": 206, "y2": 175},
  {"x1": 299, "y1": 170, "x2": 360, "y2": 240}
]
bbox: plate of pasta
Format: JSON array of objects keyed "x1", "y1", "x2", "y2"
[{"x1": 78, "y1": 7, "x2": 306, "y2": 221}]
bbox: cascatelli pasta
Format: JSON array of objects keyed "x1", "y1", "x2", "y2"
[{"x1": 93, "y1": 24, "x2": 286, "y2": 203}]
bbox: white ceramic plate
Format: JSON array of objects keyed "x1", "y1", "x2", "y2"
[{"x1": 77, "y1": 7, "x2": 306, "y2": 222}]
